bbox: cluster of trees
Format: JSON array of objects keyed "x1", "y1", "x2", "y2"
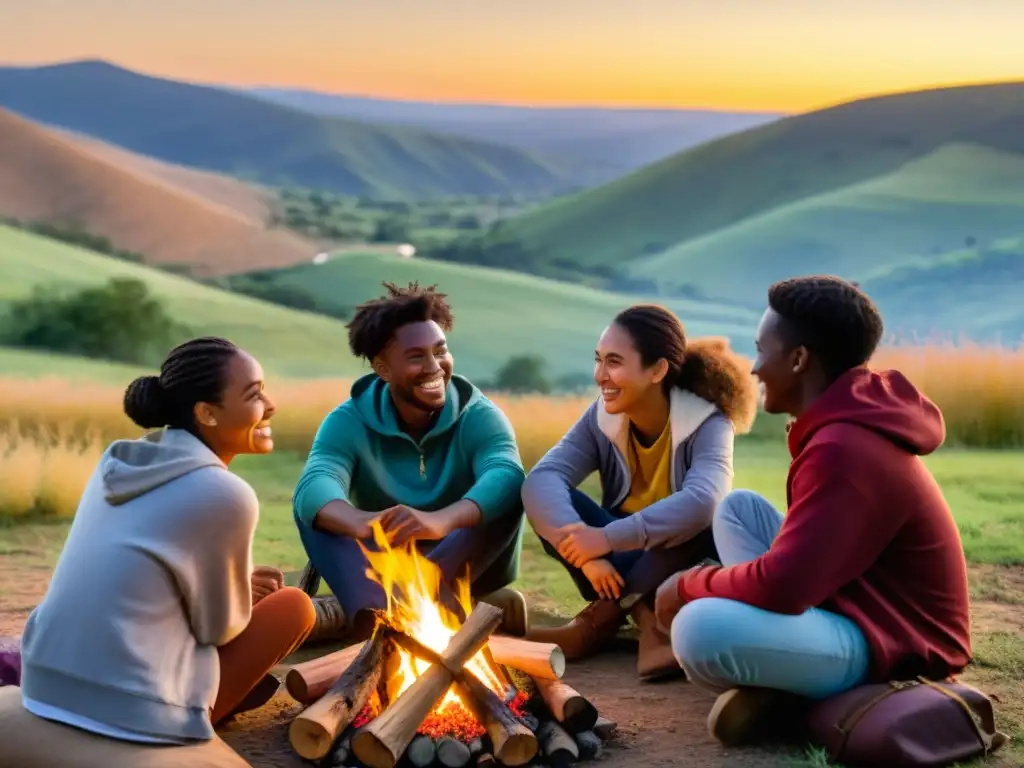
[{"x1": 1, "y1": 278, "x2": 184, "y2": 366}]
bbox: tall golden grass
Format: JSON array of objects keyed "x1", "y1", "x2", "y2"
[{"x1": 1, "y1": 342, "x2": 1022, "y2": 520}]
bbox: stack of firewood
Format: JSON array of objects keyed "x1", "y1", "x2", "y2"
[{"x1": 282, "y1": 604, "x2": 618, "y2": 768}]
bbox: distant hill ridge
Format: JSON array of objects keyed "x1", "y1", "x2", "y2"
[
  {"x1": 0, "y1": 106, "x2": 318, "y2": 276},
  {"x1": 479, "y1": 79, "x2": 1024, "y2": 272},
  {"x1": 0, "y1": 60, "x2": 572, "y2": 199}
]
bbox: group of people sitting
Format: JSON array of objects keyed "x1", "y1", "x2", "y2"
[{"x1": 0, "y1": 274, "x2": 971, "y2": 766}]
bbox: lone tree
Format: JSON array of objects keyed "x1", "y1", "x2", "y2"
[{"x1": 492, "y1": 354, "x2": 551, "y2": 394}]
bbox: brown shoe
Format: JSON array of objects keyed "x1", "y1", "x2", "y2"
[
  {"x1": 478, "y1": 588, "x2": 529, "y2": 637},
  {"x1": 707, "y1": 688, "x2": 790, "y2": 746},
  {"x1": 524, "y1": 600, "x2": 624, "y2": 660},
  {"x1": 629, "y1": 602, "x2": 684, "y2": 681}
]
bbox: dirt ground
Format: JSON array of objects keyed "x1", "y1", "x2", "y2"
[{"x1": 3, "y1": 559, "x2": 1021, "y2": 768}]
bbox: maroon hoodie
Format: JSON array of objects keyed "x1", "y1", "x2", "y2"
[{"x1": 678, "y1": 367, "x2": 972, "y2": 682}]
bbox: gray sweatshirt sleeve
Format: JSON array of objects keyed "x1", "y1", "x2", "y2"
[
  {"x1": 521, "y1": 401, "x2": 601, "y2": 546},
  {"x1": 603, "y1": 411, "x2": 735, "y2": 552},
  {"x1": 170, "y1": 470, "x2": 258, "y2": 648}
]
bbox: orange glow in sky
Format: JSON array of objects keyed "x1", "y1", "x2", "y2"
[{"x1": 2, "y1": 0, "x2": 1022, "y2": 112}]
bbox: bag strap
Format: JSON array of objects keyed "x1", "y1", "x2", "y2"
[
  {"x1": 915, "y1": 676, "x2": 997, "y2": 753},
  {"x1": 831, "y1": 681, "x2": 918, "y2": 761}
]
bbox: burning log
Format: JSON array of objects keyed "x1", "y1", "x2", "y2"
[
  {"x1": 487, "y1": 635, "x2": 565, "y2": 680},
  {"x1": 286, "y1": 642, "x2": 367, "y2": 704},
  {"x1": 574, "y1": 730, "x2": 603, "y2": 761},
  {"x1": 530, "y1": 677, "x2": 597, "y2": 734},
  {"x1": 289, "y1": 630, "x2": 393, "y2": 760},
  {"x1": 436, "y1": 736, "x2": 472, "y2": 767},
  {"x1": 387, "y1": 629, "x2": 538, "y2": 767},
  {"x1": 351, "y1": 603, "x2": 504, "y2": 768},
  {"x1": 406, "y1": 734, "x2": 437, "y2": 768},
  {"x1": 537, "y1": 719, "x2": 579, "y2": 767},
  {"x1": 456, "y1": 667, "x2": 538, "y2": 765}
]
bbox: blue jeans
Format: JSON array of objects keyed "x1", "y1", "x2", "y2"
[
  {"x1": 297, "y1": 510, "x2": 525, "y2": 620},
  {"x1": 670, "y1": 490, "x2": 870, "y2": 699},
  {"x1": 540, "y1": 490, "x2": 718, "y2": 602}
]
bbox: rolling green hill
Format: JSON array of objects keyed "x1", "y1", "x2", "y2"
[
  {"x1": 0, "y1": 225, "x2": 361, "y2": 378},
  {"x1": 224, "y1": 251, "x2": 761, "y2": 379},
  {"x1": 630, "y1": 144, "x2": 1024, "y2": 303},
  {"x1": 0, "y1": 60, "x2": 569, "y2": 199},
  {"x1": 474, "y1": 81, "x2": 1024, "y2": 271}
]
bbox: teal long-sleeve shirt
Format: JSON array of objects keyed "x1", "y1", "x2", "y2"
[{"x1": 293, "y1": 374, "x2": 525, "y2": 528}]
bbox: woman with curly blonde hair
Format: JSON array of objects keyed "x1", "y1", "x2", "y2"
[{"x1": 523, "y1": 305, "x2": 758, "y2": 681}]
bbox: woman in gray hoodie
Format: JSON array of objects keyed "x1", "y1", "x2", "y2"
[
  {"x1": 523, "y1": 306, "x2": 758, "y2": 681},
  {"x1": 4, "y1": 337, "x2": 316, "y2": 765}
]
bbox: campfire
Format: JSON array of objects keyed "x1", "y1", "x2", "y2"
[{"x1": 285, "y1": 524, "x2": 616, "y2": 768}]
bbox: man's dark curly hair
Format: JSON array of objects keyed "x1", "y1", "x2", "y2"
[
  {"x1": 346, "y1": 281, "x2": 454, "y2": 361},
  {"x1": 767, "y1": 275, "x2": 884, "y2": 381}
]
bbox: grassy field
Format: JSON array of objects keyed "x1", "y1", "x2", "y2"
[
  {"x1": 229, "y1": 250, "x2": 761, "y2": 378},
  {"x1": 0, "y1": 224, "x2": 366, "y2": 378},
  {"x1": 475, "y1": 81, "x2": 1024, "y2": 270}
]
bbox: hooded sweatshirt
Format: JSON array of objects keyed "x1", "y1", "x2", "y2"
[
  {"x1": 19, "y1": 429, "x2": 257, "y2": 743},
  {"x1": 293, "y1": 373, "x2": 525, "y2": 532},
  {"x1": 678, "y1": 367, "x2": 972, "y2": 682}
]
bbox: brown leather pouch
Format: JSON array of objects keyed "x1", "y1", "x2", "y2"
[{"x1": 805, "y1": 676, "x2": 1010, "y2": 767}]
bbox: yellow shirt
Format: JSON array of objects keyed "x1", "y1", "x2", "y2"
[{"x1": 619, "y1": 421, "x2": 673, "y2": 514}]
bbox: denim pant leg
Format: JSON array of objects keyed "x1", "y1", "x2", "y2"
[
  {"x1": 296, "y1": 521, "x2": 386, "y2": 619},
  {"x1": 670, "y1": 489, "x2": 871, "y2": 698},
  {"x1": 423, "y1": 510, "x2": 526, "y2": 598},
  {"x1": 539, "y1": 490, "x2": 642, "y2": 602},
  {"x1": 540, "y1": 490, "x2": 717, "y2": 602}
]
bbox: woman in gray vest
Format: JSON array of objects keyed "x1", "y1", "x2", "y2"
[{"x1": 522, "y1": 305, "x2": 758, "y2": 681}]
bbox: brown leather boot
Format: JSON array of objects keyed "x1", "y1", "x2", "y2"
[
  {"x1": 707, "y1": 688, "x2": 790, "y2": 745},
  {"x1": 630, "y1": 601, "x2": 685, "y2": 681},
  {"x1": 524, "y1": 600, "x2": 624, "y2": 660}
]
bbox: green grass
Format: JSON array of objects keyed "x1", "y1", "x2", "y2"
[
  {"x1": 0, "y1": 224, "x2": 365, "y2": 378},
  {"x1": 479, "y1": 81, "x2": 1024, "y2": 271},
  {"x1": 229, "y1": 250, "x2": 761, "y2": 379}
]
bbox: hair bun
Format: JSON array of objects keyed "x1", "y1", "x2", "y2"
[{"x1": 123, "y1": 375, "x2": 171, "y2": 429}]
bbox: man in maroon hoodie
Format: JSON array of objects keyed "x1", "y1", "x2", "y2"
[{"x1": 654, "y1": 276, "x2": 971, "y2": 746}]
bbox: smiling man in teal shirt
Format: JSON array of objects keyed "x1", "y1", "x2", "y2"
[{"x1": 293, "y1": 282, "x2": 527, "y2": 640}]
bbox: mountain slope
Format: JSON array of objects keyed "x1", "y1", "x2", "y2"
[
  {"x1": 0, "y1": 60, "x2": 570, "y2": 199},
  {"x1": 0, "y1": 224, "x2": 361, "y2": 377},
  {"x1": 629, "y1": 144, "x2": 1024, "y2": 303},
  {"x1": 247, "y1": 87, "x2": 780, "y2": 185},
  {"x1": 0, "y1": 107, "x2": 317, "y2": 276},
  {"x1": 479, "y1": 81, "x2": 1024, "y2": 269}
]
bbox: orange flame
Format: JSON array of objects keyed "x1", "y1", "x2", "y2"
[{"x1": 359, "y1": 521, "x2": 506, "y2": 712}]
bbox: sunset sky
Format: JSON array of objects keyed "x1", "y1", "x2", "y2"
[{"x1": 3, "y1": 0, "x2": 1022, "y2": 112}]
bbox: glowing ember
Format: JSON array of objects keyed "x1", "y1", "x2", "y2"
[
  {"x1": 352, "y1": 692, "x2": 531, "y2": 741},
  {"x1": 359, "y1": 521, "x2": 508, "y2": 724}
]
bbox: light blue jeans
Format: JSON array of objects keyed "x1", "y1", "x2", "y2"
[{"x1": 670, "y1": 490, "x2": 870, "y2": 700}]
